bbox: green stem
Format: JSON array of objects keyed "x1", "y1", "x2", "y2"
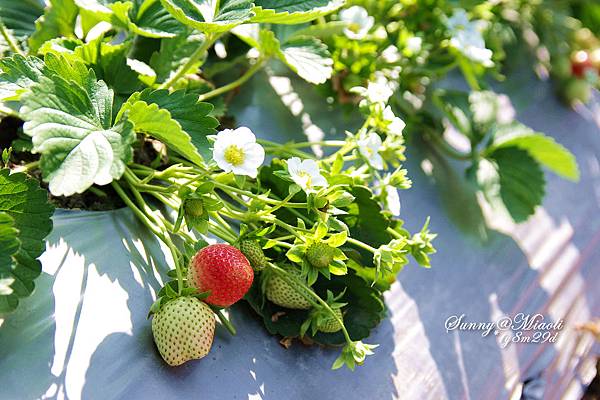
[
  {"x1": 198, "y1": 58, "x2": 267, "y2": 101},
  {"x1": 346, "y1": 237, "x2": 377, "y2": 253},
  {"x1": 0, "y1": 22, "x2": 24, "y2": 56},
  {"x1": 458, "y1": 57, "x2": 481, "y2": 91},
  {"x1": 158, "y1": 33, "x2": 220, "y2": 90},
  {"x1": 255, "y1": 191, "x2": 296, "y2": 217},
  {"x1": 21, "y1": 160, "x2": 39, "y2": 171},
  {"x1": 112, "y1": 182, "x2": 166, "y2": 241},
  {"x1": 125, "y1": 181, "x2": 185, "y2": 294},
  {"x1": 212, "y1": 181, "x2": 305, "y2": 208},
  {"x1": 270, "y1": 219, "x2": 306, "y2": 240},
  {"x1": 87, "y1": 186, "x2": 107, "y2": 198},
  {"x1": 273, "y1": 240, "x2": 292, "y2": 248},
  {"x1": 386, "y1": 227, "x2": 404, "y2": 239},
  {"x1": 125, "y1": 168, "x2": 174, "y2": 193},
  {"x1": 211, "y1": 212, "x2": 238, "y2": 237},
  {"x1": 259, "y1": 139, "x2": 347, "y2": 149},
  {"x1": 208, "y1": 222, "x2": 237, "y2": 243},
  {"x1": 213, "y1": 308, "x2": 237, "y2": 335}
]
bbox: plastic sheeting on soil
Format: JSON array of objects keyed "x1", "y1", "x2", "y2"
[{"x1": 0, "y1": 72, "x2": 599, "y2": 400}]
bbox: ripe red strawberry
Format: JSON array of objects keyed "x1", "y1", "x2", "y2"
[
  {"x1": 571, "y1": 50, "x2": 595, "y2": 78},
  {"x1": 188, "y1": 243, "x2": 254, "y2": 307},
  {"x1": 152, "y1": 296, "x2": 215, "y2": 366}
]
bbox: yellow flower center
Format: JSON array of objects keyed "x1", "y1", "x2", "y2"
[
  {"x1": 349, "y1": 22, "x2": 361, "y2": 33},
  {"x1": 297, "y1": 170, "x2": 312, "y2": 187},
  {"x1": 224, "y1": 145, "x2": 245, "y2": 166}
]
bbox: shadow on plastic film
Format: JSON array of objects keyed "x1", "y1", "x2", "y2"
[
  {"x1": 395, "y1": 142, "x2": 557, "y2": 399},
  {"x1": 0, "y1": 269, "x2": 58, "y2": 399},
  {"x1": 228, "y1": 69, "x2": 361, "y2": 150},
  {"x1": 507, "y1": 82, "x2": 600, "y2": 398},
  {"x1": 0, "y1": 208, "x2": 169, "y2": 400}
]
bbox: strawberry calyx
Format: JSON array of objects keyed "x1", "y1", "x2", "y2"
[{"x1": 306, "y1": 242, "x2": 335, "y2": 269}]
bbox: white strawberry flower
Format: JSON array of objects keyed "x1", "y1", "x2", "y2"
[
  {"x1": 375, "y1": 178, "x2": 401, "y2": 216},
  {"x1": 287, "y1": 157, "x2": 328, "y2": 192},
  {"x1": 446, "y1": 9, "x2": 493, "y2": 67},
  {"x1": 383, "y1": 106, "x2": 406, "y2": 136},
  {"x1": 357, "y1": 132, "x2": 384, "y2": 170},
  {"x1": 385, "y1": 185, "x2": 401, "y2": 216},
  {"x1": 366, "y1": 77, "x2": 393, "y2": 104},
  {"x1": 212, "y1": 127, "x2": 265, "y2": 178},
  {"x1": 406, "y1": 36, "x2": 423, "y2": 54},
  {"x1": 340, "y1": 6, "x2": 374, "y2": 40}
]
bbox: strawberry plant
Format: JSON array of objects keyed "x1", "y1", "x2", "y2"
[
  {"x1": 0, "y1": 0, "x2": 435, "y2": 370},
  {"x1": 0, "y1": 0, "x2": 583, "y2": 373}
]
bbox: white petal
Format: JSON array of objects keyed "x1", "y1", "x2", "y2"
[
  {"x1": 371, "y1": 154, "x2": 384, "y2": 170},
  {"x1": 386, "y1": 186, "x2": 401, "y2": 216},
  {"x1": 302, "y1": 159, "x2": 321, "y2": 175},
  {"x1": 291, "y1": 173, "x2": 310, "y2": 190},
  {"x1": 216, "y1": 129, "x2": 237, "y2": 143},
  {"x1": 232, "y1": 163, "x2": 258, "y2": 178},
  {"x1": 233, "y1": 126, "x2": 257, "y2": 145},
  {"x1": 243, "y1": 143, "x2": 265, "y2": 168},
  {"x1": 287, "y1": 157, "x2": 302, "y2": 175},
  {"x1": 214, "y1": 155, "x2": 234, "y2": 173},
  {"x1": 311, "y1": 174, "x2": 328, "y2": 188}
]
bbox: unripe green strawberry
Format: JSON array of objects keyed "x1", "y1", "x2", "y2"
[
  {"x1": 265, "y1": 273, "x2": 312, "y2": 310},
  {"x1": 152, "y1": 296, "x2": 215, "y2": 366},
  {"x1": 306, "y1": 243, "x2": 334, "y2": 269},
  {"x1": 564, "y1": 78, "x2": 591, "y2": 105},
  {"x1": 318, "y1": 308, "x2": 343, "y2": 333},
  {"x1": 238, "y1": 240, "x2": 267, "y2": 271},
  {"x1": 184, "y1": 198, "x2": 204, "y2": 217}
]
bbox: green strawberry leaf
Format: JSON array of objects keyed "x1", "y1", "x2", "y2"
[
  {"x1": 118, "y1": 89, "x2": 219, "y2": 163},
  {"x1": 111, "y1": 0, "x2": 185, "y2": 38},
  {"x1": 482, "y1": 147, "x2": 546, "y2": 223},
  {"x1": 341, "y1": 186, "x2": 391, "y2": 248},
  {"x1": 232, "y1": 26, "x2": 332, "y2": 84},
  {"x1": 0, "y1": 169, "x2": 54, "y2": 314},
  {"x1": 39, "y1": 36, "x2": 146, "y2": 95},
  {"x1": 251, "y1": 0, "x2": 345, "y2": 24},
  {"x1": 0, "y1": 0, "x2": 44, "y2": 54},
  {"x1": 28, "y1": 0, "x2": 78, "y2": 53},
  {"x1": 231, "y1": 24, "x2": 281, "y2": 57},
  {"x1": 20, "y1": 53, "x2": 135, "y2": 196},
  {"x1": 488, "y1": 123, "x2": 580, "y2": 181},
  {"x1": 149, "y1": 29, "x2": 205, "y2": 82},
  {"x1": 289, "y1": 21, "x2": 348, "y2": 39},
  {"x1": 160, "y1": 0, "x2": 254, "y2": 33},
  {"x1": 0, "y1": 54, "x2": 45, "y2": 101},
  {"x1": 277, "y1": 36, "x2": 333, "y2": 84}
]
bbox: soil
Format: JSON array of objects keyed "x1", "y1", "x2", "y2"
[{"x1": 1, "y1": 108, "x2": 236, "y2": 211}]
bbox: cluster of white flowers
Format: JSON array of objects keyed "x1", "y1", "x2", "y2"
[
  {"x1": 212, "y1": 127, "x2": 328, "y2": 193},
  {"x1": 339, "y1": 6, "x2": 374, "y2": 40},
  {"x1": 212, "y1": 125, "x2": 401, "y2": 212},
  {"x1": 357, "y1": 132, "x2": 384, "y2": 170},
  {"x1": 382, "y1": 106, "x2": 406, "y2": 137},
  {"x1": 469, "y1": 91, "x2": 516, "y2": 126},
  {"x1": 376, "y1": 177, "x2": 401, "y2": 217},
  {"x1": 445, "y1": 9, "x2": 493, "y2": 67}
]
